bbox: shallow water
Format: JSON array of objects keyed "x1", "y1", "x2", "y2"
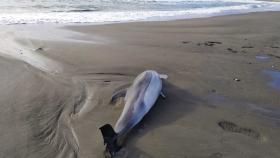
[
  {"x1": 264, "y1": 70, "x2": 280, "y2": 90},
  {"x1": 256, "y1": 55, "x2": 270, "y2": 61}
]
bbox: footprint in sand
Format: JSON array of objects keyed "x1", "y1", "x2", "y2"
[
  {"x1": 209, "y1": 152, "x2": 223, "y2": 158},
  {"x1": 113, "y1": 148, "x2": 129, "y2": 158},
  {"x1": 218, "y1": 121, "x2": 260, "y2": 139}
]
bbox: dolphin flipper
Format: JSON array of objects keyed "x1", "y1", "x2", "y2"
[
  {"x1": 110, "y1": 89, "x2": 127, "y2": 104},
  {"x1": 160, "y1": 91, "x2": 166, "y2": 99},
  {"x1": 159, "y1": 74, "x2": 168, "y2": 80},
  {"x1": 159, "y1": 74, "x2": 167, "y2": 98}
]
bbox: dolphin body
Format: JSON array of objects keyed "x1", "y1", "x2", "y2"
[{"x1": 99, "y1": 70, "x2": 167, "y2": 156}]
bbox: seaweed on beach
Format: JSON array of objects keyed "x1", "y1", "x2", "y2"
[{"x1": 218, "y1": 121, "x2": 260, "y2": 139}]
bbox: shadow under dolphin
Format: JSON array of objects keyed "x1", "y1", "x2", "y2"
[{"x1": 109, "y1": 80, "x2": 202, "y2": 158}]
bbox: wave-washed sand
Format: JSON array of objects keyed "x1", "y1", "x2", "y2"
[{"x1": 0, "y1": 12, "x2": 280, "y2": 158}]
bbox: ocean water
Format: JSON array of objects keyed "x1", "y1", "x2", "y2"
[{"x1": 0, "y1": 0, "x2": 280, "y2": 24}]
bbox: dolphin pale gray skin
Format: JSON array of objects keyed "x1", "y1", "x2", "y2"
[{"x1": 99, "y1": 70, "x2": 167, "y2": 156}]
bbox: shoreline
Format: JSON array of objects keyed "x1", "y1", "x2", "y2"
[
  {"x1": 0, "y1": 11, "x2": 280, "y2": 158},
  {"x1": 1, "y1": 5, "x2": 280, "y2": 26}
]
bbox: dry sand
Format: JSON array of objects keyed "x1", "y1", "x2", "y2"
[{"x1": 0, "y1": 12, "x2": 280, "y2": 158}]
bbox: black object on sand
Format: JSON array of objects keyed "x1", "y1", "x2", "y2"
[{"x1": 99, "y1": 124, "x2": 121, "y2": 157}]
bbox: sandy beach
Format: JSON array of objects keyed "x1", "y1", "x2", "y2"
[{"x1": 0, "y1": 12, "x2": 280, "y2": 158}]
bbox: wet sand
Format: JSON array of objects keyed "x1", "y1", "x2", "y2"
[{"x1": 0, "y1": 12, "x2": 280, "y2": 158}]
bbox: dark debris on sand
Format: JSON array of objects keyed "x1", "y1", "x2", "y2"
[
  {"x1": 182, "y1": 41, "x2": 191, "y2": 44},
  {"x1": 227, "y1": 48, "x2": 238, "y2": 53},
  {"x1": 197, "y1": 41, "x2": 222, "y2": 47},
  {"x1": 268, "y1": 54, "x2": 280, "y2": 59},
  {"x1": 242, "y1": 45, "x2": 254, "y2": 49},
  {"x1": 233, "y1": 78, "x2": 241, "y2": 82},
  {"x1": 34, "y1": 47, "x2": 44, "y2": 52}
]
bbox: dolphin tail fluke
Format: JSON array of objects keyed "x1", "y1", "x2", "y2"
[{"x1": 99, "y1": 124, "x2": 121, "y2": 157}]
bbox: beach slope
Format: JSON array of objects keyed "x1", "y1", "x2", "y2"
[{"x1": 0, "y1": 12, "x2": 280, "y2": 158}]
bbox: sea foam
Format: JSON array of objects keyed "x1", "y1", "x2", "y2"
[{"x1": 0, "y1": 0, "x2": 279, "y2": 24}]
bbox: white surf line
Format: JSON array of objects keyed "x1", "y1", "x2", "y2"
[{"x1": 0, "y1": 27, "x2": 63, "y2": 74}]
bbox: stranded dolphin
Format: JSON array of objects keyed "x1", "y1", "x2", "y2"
[{"x1": 99, "y1": 70, "x2": 167, "y2": 156}]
